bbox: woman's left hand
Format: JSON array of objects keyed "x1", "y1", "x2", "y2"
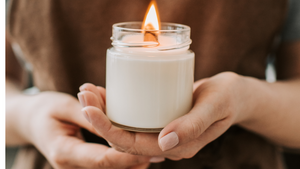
[{"x1": 79, "y1": 72, "x2": 251, "y2": 160}]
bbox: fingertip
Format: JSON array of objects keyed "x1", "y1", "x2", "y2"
[
  {"x1": 158, "y1": 132, "x2": 179, "y2": 152},
  {"x1": 149, "y1": 157, "x2": 165, "y2": 163},
  {"x1": 79, "y1": 83, "x2": 88, "y2": 91},
  {"x1": 79, "y1": 83, "x2": 96, "y2": 92},
  {"x1": 77, "y1": 92, "x2": 86, "y2": 107}
]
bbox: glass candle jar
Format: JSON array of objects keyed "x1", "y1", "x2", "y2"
[{"x1": 106, "y1": 22, "x2": 194, "y2": 133}]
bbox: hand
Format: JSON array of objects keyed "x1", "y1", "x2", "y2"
[
  {"x1": 79, "y1": 72, "x2": 249, "y2": 160},
  {"x1": 17, "y1": 91, "x2": 153, "y2": 169}
]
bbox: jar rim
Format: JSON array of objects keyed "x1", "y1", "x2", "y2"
[
  {"x1": 112, "y1": 22, "x2": 191, "y2": 33},
  {"x1": 111, "y1": 22, "x2": 192, "y2": 51}
]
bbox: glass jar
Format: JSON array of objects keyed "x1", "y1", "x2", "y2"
[{"x1": 106, "y1": 22, "x2": 194, "y2": 132}]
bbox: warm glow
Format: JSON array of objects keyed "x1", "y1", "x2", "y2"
[{"x1": 142, "y1": 1, "x2": 160, "y2": 30}]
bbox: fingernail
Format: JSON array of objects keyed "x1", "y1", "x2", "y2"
[
  {"x1": 149, "y1": 157, "x2": 165, "y2": 163},
  {"x1": 79, "y1": 85, "x2": 88, "y2": 92},
  {"x1": 78, "y1": 93, "x2": 86, "y2": 107},
  {"x1": 159, "y1": 132, "x2": 179, "y2": 151},
  {"x1": 82, "y1": 108, "x2": 91, "y2": 123}
]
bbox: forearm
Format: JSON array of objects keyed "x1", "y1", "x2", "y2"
[{"x1": 238, "y1": 76, "x2": 300, "y2": 148}]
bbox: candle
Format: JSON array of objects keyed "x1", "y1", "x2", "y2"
[{"x1": 106, "y1": 2, "x2": 194, "y2": 133}]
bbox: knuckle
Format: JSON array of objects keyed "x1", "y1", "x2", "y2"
[
  {"x1": 48, "y1": 137, "x2": 72, "y2": 168},
  {"x1": 113, "y1": 145, "x2": 126, "y2": 153},
  {"x1": 49, "y1": 149, "x2": 67, "y2": 166},
  {"x1": 48, "y1": 97, "x2": 75, "y2": 114},
  {"x1": 219, "y1": 71, "x2": 239, "y2": 79},
  {"x1": 222, "y1": 72, "x2": 241, "y2": 90},
  {"x1": 215, "y1": 72, "x2": 240, "y2": 88},
  {"x1": 59, "y1": 97, "x2": 77, "y2": 108},
  {"x1": 97, "y1": 159, "x2": 111, "y2": 168},
  {"x1": 115, "y1": 133, "x2": 141, "y2": 156},
  {"x1": 126, "y1": 146, "x2": 142, "y2": 156},
  {"x1": 110, "y1": 142, "x2": 134, "y2": 154},
  {"x1": 97, "y1": 154, "x2": 113, "y2": 168},
  {"x1": 128, "y1": 156, "x2": 145, "y2": 166}
]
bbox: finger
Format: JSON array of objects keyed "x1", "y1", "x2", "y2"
[
  {"x1": 81, "y1": 106, "x2": 136, "y2": 148},
  {"x1": 79, "y1": 83, "x2": 105, "y2": 109},
  {"x1": 160, "y1": 118, "x2": 232, "y2": 160},
  {"x1": 82, "y1": 106, "x2": 161, "y2": 156},
  {"x1": 77, "y1": 91, "x2": 105, "y2": 136},
  {"x1": 78, "y1": 90, "x2": 102, "y2": 110},
  {"x1": 96, "y1": 86, "x2": 106, "y2": 105},
  {"x1": 158, "y1": 102, "x2": 221, "y2": 152},
  {"x1": 51, "y1": 136, "x2": 150, "y2": 169},
  {"x1": 52, "y1": 98, "x2": 100, "y2": 137}
]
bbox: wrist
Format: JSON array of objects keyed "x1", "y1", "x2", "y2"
[
  {"x1": 6, "y1": 91, "x2": 55, "y2": 146},
  {"x1": 234, "y1": 76, "x2": 274, "y2": 126}
]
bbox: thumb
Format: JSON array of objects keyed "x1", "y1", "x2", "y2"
[{"x1": 158, "y1": 104, "x2": 217, "y2": 152}]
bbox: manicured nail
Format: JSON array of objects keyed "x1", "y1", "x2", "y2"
[
  {"x1": 149, "y1": 157, "x2": 165, "y2": 163},
  {"x1": 82, "y1": 108, "x2": 91, "y2": 123},
  {"x1": 77, "y1": 93, "x2": 86, "y2": 107},
  {"x1": 159, "y1": 132, "x2": 179, "y2": 151}
]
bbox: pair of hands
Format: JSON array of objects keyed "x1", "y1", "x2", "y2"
[
  {"x1": 78, "y1": 72, "x2": 248, "y2": 161},
  {"x1": 25, "y1": 72, "x2": 247, "y2": 168}
]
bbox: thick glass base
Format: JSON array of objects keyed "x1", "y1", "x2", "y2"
[{"x1": 111, "y1": 121, "x2": 163, "y2": 133}]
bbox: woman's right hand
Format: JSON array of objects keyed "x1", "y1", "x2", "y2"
[{"x1": 6, "y1": 88, "x2": 156, "y2": 169}]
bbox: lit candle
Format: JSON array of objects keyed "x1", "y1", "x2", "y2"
[{"x1": 106, "y1": 1, "x2": 195, "y2": 132}]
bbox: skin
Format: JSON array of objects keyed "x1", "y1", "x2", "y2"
[
  {"x1": 5, "y1": 35, "x2": 163, "y2": 169},
  {"x1": 78, "y1": 41, "x2": 300, "y2": 160}
]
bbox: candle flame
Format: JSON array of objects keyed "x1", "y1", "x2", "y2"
[{"x1": 142, "y1": 0, "x2": 160, "y2": 30}]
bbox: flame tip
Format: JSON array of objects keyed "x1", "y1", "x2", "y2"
[{"x1": 142, "y1": 0, "x2": 160, "y2": 30}]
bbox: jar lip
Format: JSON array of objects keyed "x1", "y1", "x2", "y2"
[{"x1": 112, "y1": 22, "x2": 191, "y2": 33}]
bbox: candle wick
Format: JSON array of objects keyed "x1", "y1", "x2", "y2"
[
  {"x1": 143, "y1": 23, "x2": 159, "y2": 45},
  {"x1": 144, "y1": 31, "x2": 158, "y2": 43}
]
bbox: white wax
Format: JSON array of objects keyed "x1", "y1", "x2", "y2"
[{"x1": 106, "y1": 35, "x2": 194, "y2": 129}]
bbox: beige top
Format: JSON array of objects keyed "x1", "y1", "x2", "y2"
[{"x1": 7, "y1": 0, "x2": 288, "y2": 168}]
